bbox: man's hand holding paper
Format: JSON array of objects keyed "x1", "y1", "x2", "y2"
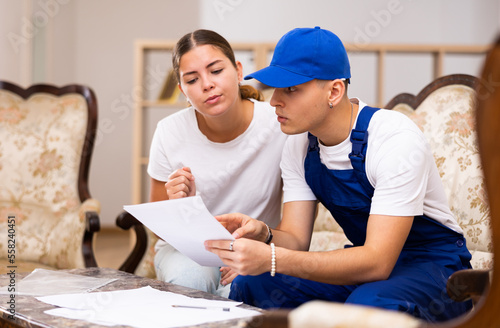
[{"x1": 124, "y1": 196, "x2": 233, "y2": 267}]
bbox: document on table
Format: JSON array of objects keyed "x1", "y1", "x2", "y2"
[
  {"x1": 37, "y1": 286, "x2": 261, "y2": 328},
  {"x1": 123, "y1": 196, "x2": 234, "y2": 267}
]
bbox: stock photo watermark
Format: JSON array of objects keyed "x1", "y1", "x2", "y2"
[
  {"x1": 93, "y1": 63, "x2": 166, "y2": 149},
  {"x1": 476, "y1": 72, "x2": 500, "y2": 101},
  {"x1": 75, "y1": 291, "x2": 114, "y2": 322},
  {"x1": 6, "y1": 215, "x2": 17, "y2": 320},
  {"x1": 212, "y1": 0, "x2": 244, "y2": 21},
  {"x1": 353, "y1": 0, "x2": 405, "y2": 48},
  {"x1": 7, "y1": 0, "x2": 71, "y2": 54}
]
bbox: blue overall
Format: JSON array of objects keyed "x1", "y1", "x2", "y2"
[{"x1": 229, "y1": 106, "x2": 473, "y2": 322}]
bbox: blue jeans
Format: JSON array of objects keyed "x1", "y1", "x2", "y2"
[{"x1": 154, "y1": 242, "x2": 230, "y2": 297}]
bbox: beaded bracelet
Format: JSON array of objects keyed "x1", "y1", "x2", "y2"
[{"x1": 270, "y1": 242, "x2": 276, "y2": 277}]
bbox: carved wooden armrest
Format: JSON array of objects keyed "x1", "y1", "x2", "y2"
[
  {"x1": 447, "y1": 269, "x2": 491, "y2": 303},
  {"x1": 83, "y1": 211, "x2": 100, "y2": 267},
  {"x1": 81, "y1": 198, "x2": 101, "y2": 267},
  {"x1": 115, "y1": 211, "x2": 148, "y2": 273}
]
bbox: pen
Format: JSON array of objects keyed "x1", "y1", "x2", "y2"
[{"x1": 172, "y1": 305, "x2": 231, "y2": 312}]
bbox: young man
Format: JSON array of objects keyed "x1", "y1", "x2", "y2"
[{"x1": 205, "y1": 26, "x2": 472, "y2": 322}]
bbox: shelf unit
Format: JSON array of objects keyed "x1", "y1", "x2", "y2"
[
  {"x1": 132, "y1": 40, "x2": 489, "y2": 204},
  {"x1": 343, "y1": 43, "x2": 490, "y2": 108}
]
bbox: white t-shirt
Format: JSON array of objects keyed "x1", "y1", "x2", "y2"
[
  {"x1": 281, "y1": 99, "x2": 463, "y2": 234},
  {"x1": 148, "y1": 99, "x2": 286, "y2": 229}
]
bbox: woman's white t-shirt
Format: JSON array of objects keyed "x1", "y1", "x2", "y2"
[
  {"x1": 280, "y1": 99, "x2": 463, "y2": 234},
  {"x1": 148, "y1": 99, "x2": 286, "y2": 230}
]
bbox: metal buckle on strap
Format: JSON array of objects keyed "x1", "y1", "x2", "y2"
[{"x1": 349, "y1": 129, "x2": 368, "y2": 160}]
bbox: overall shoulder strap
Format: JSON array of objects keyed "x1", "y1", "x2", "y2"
[
  {"x1": 348, "y1": 106, "x2": 380, "y2": 194},
  {"x1": 307, "y1": 132, "x2": 319, "y2": 152}
]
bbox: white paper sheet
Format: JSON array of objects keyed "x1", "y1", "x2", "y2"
[
  {"x1": 37, "y1": 286, "x2": 261, "y2": 328},
  {"x1": 124, "y1": 196, "x2": 234, "y2": 267}
]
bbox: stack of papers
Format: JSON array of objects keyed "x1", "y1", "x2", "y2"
[{"x1": 37, "y1": 286, "x2": 261, "y2": 327}]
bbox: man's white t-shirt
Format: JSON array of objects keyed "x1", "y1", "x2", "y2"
[
  {"x1": 281, "y1": 99, "x2": 463, "y2": 234},
  {"x1": 148, "y1": 99, "x2": 286, "y2": 229}
]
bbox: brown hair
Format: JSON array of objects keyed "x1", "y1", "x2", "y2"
[{"x1": 172, "y1": 29, "x2": 263, "y2": 101}]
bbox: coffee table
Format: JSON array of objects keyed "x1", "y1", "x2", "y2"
[{"x1": 0, "y1": 267, "x2": 264, "y2": 328}]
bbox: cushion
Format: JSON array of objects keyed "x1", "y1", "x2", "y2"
[{"x1": 289, "y1": 300, "x2": 422, "y2": 328}]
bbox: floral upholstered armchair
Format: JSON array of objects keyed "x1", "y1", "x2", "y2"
[{"x1": 0, "y1": 81, "x2": 100, "y2": 274}]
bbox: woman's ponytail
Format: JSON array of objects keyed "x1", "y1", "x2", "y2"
[{"x1": 239, "y1": 84, "x2": 264, "y2": 101}]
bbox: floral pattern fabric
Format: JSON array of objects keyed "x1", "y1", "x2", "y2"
[{"x1": 0, "y1": 89, "x2": 99, "y2": 272}]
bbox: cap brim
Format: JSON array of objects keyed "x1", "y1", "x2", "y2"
[{"x1": 244, "y1": 65, "x2": 313, "y2": 88}]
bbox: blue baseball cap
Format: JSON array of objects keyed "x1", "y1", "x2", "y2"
[{"x1": 245, "y1": 26, "x2": 351, "y2": 88}]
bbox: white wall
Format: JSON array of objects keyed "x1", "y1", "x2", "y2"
[
  {"x1": 201, "y1": 0, "x2": 500, "y2": 103},
  {"x1": 201, "y1": 0, "x2": 499, "y2": 44},
  {"x1": 62, "y1": 0, "x2": 201, "y2": 225},
  {"x1": 2, "y1": 0, "x2": 499, "y2": 226},
  {"x1": 1, "y1": 0, "x2": 32, "y2": 85}
]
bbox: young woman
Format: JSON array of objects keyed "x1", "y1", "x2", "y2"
[{"x1": 147, "y1": 29, "x2": 286, "y2": 297}]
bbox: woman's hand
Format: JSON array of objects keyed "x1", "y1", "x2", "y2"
[
  {"x1": 165, "y1": 167, "x2": 196, "y2": 199},
  {"x1": 220, "y1": 267, "x2": 238, "y2": 286},
  {"x1": 215, "y1": 213, "x2": 268, "y2": 241},
  {"x1": 206, "y1": 238, "x2": 271, "y2": 276}
]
